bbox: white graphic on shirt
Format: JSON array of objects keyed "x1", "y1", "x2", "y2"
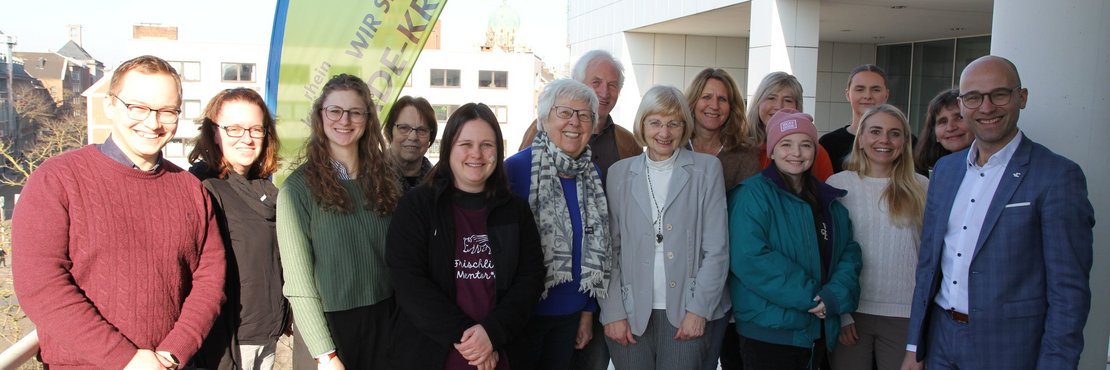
[{"x1": 456, "y1": 234, "x2": 496, "y2": 280}]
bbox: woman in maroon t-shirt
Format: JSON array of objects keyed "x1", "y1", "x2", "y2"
[{"x1": 387, "y1": 103, "x2": 545, "y2": 370}]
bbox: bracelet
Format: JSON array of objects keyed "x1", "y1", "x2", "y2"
[{"x1": 316, "y1": 351, "x2": 337, "y2": 364}]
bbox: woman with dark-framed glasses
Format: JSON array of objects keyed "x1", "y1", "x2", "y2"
[
  {"x1": 277, "y1": 74, "x2": 401, "y2": 370},
  {"x1": 187, "y1": 87, "x2": 288, "y2": 370},
  {"x1": 383, "y1": 96, "x2": 438, "y2": 192},
  {"x1": 504, "y1": 78, "x2": 613, "y2": 370}
]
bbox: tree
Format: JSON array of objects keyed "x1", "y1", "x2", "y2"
[{"x1": 0, "y1": 86, "x2": 87, "y2": 187}]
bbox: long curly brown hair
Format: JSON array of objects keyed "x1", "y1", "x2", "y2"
[{"x1": 301, "y1": 74, "x2": 399, "y2": 215}]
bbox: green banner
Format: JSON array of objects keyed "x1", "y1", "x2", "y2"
[{"x1": 268, "y1": 0, "x2": 447, "y2": 184}]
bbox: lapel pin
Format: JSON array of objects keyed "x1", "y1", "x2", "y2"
[{"x1": 1012, "y1": 172, "x2": 1022, "y2": 178}]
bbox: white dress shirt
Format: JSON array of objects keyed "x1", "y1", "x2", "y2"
[
  {"x1": 646, "y1": 153, "x2": 676, "y2": 309},
  {"x1": 935, "y1": 132, "x2": 1024, "y2": 314}
]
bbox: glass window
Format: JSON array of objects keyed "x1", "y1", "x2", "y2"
[
  {"x1": 169, "y1": 61, "x2": 201, "y2": 82},
  {"x1": 877, "y1": 35, "x2": 990, "y2": 134},
  {"x1": 478, "y1": 70, "x2": 508, "y2": 88},
  {"x1": 490, "y1": 105, "x2": 508, "y2": 124},
  {"x1": 222, "y1": 63, "x2": 255, "y2": 82},
  {"x1": 909, "y1": 39, "x2": 957, "y2": 131},
  {"x1": 430, "y1": 69, "x2": 461, "y2": 87},
  {"x1": 183, "y1": 100, "x2": 202, "y2": 120},
  {"x1": 432, "y1": 104, "x2": 459, "y2": 121}
]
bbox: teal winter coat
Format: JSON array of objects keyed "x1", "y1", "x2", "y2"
[{"x1": 727, "y1": 169, "x2": 861, "y2": 350}]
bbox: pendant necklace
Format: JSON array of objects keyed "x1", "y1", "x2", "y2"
[{"x1": 646, "y1": 165, "x2": 666, "y2": 243}]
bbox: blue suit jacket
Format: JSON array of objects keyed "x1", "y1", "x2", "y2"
[{"x1": 905, "y1": 134, "x2": 1094, "y2": 369}]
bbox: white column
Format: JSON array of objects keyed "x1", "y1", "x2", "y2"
[
  {"x1": 990, "y1": 0, "x2": 1110, "y2": 368},
  {"x1": 746, "y1": 0, "x2": 820, "y2": 114}
]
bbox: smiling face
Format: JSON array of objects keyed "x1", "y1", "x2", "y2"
[
  {"x1": 758, "y1": 86, "x2": 799, "y2": 127},
  {"x1": 321, "y1": 89, "x2": 367, "y2": 151},
  {"x1": 450, "y1": 119, "x2": 498, "y2": 193},
  {"x1": 584, "y1": 59, "x2": 621, "y2": 120},
  {"x1": 857, "y1": 111, "x2": 906, "y2": 177},
  {"x1": 543, "y1": 97, "x2": 594, "y2": 158},
  {"x1": 845, "y1": 71, "x2": 890, "y2": 119},
  {"x1": 694, "y1": 78, "x2": 730, "y2": 133},
  {"x1": 389, "y1": 105, "x2": 433, "y2": 164},
  {"x1": 643, "y1": 113, "x2": 685, "y2": 161},
  {"x1": 933, "y1": 104, "x2": 973, "y2": 152},
  {"x1": 772, "y1": 132, "x2": 816, "y2": 181},
  {"x1": 959, "y1": 58, "x2": 1026, "y2": 154},
  {"x1": 104, "y1": 71, "x2": 180, "y2": 170},
  {"x1": 213, "y1": 100, "x2": 265, "y2": 175}
]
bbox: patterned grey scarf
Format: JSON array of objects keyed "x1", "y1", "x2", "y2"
[{"x1": 529, "y1": 130, "x2": 611, "y2": 299}]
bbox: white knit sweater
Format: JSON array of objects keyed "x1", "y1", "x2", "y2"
[{"x1": 826, "y1": 171, "x2": 928, "y2": 320}]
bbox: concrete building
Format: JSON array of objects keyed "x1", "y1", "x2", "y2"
[
  {"x1": 13, "y1": 40, "x2": 103, "y2": 110},
  {"x1": 567, "y1": 0, "x2": 1109, "y2": 366},
  {"x1": 83, "y1": 24, "x2": 268, "y2": 169},
  {"x1": 397, "y1": 2, "x2": 555, "y2": 158}
]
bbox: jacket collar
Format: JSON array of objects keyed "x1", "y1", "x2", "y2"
[{"x1": 761, "y1": 165, "x2": 846, "y2": 208}]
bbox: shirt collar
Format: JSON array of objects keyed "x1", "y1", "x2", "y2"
[
  {"x1": 98, "y1": 135, "x2": 162, "y2": 172},
  {"x1": 966, "y1": 131, "x2": 1023, "y2": 170}
]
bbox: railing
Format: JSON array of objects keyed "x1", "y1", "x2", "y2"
[{"x1": 0, "y1": 330, "x2": 37, "y2": 370}]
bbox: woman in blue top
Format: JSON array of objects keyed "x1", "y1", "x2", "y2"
[
  {"x1": 504, "y1": 79, "x2": 612, "y2": 370},
  {"x1": 728, "y1": 109, "x2": 861, "y2": 370}
]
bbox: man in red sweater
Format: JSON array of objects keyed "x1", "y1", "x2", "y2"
[{"x1": 11, "y1": 55, "x2": 225, "y2": 369}]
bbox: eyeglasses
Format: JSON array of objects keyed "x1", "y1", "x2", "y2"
[
  {"x1": 218, "y1": 125, "x2": 266, "y2": 139},
  {"x1": 111, "y1": 95, "x2": 181, "y2": 125},
  {"x1": 551, "y1": 106, "x2": 595, "y2": 123},
  {"x1": 394, "y1": 124, "x2": 431, "y2": 139},
  {"x1": 322, "y1": 105, "x2": 368, "y2": 123},
  {"x1": 959, "y1": 86, "x2": 1021, "y2": 109},
  {"x1": 646, "y1": 118, "x2": 684, "y2": 130}
]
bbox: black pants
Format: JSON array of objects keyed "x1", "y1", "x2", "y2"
[
  {"x1": 510, "y1": 312, "x2": 579, "y2": 370},
  {"x1": 291, "y1": 297, "x2": 395, "y2": 370},
  {"x1": 738, "y1": 336, "x2": 813, "y2": 370}
]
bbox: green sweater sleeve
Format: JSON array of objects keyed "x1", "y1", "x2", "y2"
[{"x1": 277, "y1": 175, "x2": 335, "y2": 356}]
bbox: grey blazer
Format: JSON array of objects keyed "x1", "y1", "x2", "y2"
[{"x1": 598, "y1": 148, "x2": 730, "y2": 336}]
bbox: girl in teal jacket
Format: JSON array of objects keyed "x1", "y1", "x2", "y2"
[{"x1": 727, "y1": 109, "x2": 861, "y2": 370}]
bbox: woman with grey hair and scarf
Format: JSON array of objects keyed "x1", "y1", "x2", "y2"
[{"x1": 505, "y1": 78, "x2": 612, "y2": 370}]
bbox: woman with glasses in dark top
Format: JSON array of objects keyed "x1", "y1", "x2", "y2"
[
  {"x1": 277, "y1": 74, "x2": 401, "y2": 370},
  {"x1": 188, "y1": 88, "x2": 288, "y2": 370},
  {"x1": 383, "y1": 96, "x2": 438, "y2": 192}
]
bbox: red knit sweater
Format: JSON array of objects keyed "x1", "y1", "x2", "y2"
[{"x1": 12, "y1": 145, "x2": 226, "y2": 368}]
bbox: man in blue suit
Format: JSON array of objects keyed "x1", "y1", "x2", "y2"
[{"x1": 900, "y1": 55, "x2": 1095, "y2": 370}]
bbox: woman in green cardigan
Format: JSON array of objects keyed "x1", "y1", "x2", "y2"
[{"x1": 277, "y1": 74, "x2": 401, "y2": 370}]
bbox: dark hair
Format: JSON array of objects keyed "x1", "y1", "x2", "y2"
[
  {"x1": 772, "y1": 162, "x2": 822, "y2": 218},
  {"x1": 846, "y1": 64, "x2": 889, "y2": 89},
  {"x1": 188, "y1": 88, "x2": 281, "y2": 179},
  {"x1": 429, "y1": 103, "x2": 509, "y2": 199},
  {"x1": 109, "y1": 55, "x2": 182, "y2": 105},
  {"x1": 383, "y1": 95, "x2": 438, "y2": 146},
  {"x1": 913, "y1": 89, "x2": 960, "y2": 175},
  {"x1": 301, "y1": 74, "x2": 400, "y2": 215}
]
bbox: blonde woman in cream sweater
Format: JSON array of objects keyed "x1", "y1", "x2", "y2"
[{"x1": 826, "y1": 104, "x2": 927, "y2": 370}]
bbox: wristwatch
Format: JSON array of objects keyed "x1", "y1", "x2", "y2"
[{"x1": 158, "y1": 352, "x2": 180, "y2": 369}]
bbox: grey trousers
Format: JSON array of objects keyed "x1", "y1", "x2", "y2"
[
  {"x1": 829, "y1": 312, "x2": 910, "y2": 370},
  {"x1": 606, "y1": 310, "x2": 709, "y2": 370}
]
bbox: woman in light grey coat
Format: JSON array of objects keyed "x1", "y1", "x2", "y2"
[{"x1": 599, "y1": 85, "x2": 730, "y2": 369}]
